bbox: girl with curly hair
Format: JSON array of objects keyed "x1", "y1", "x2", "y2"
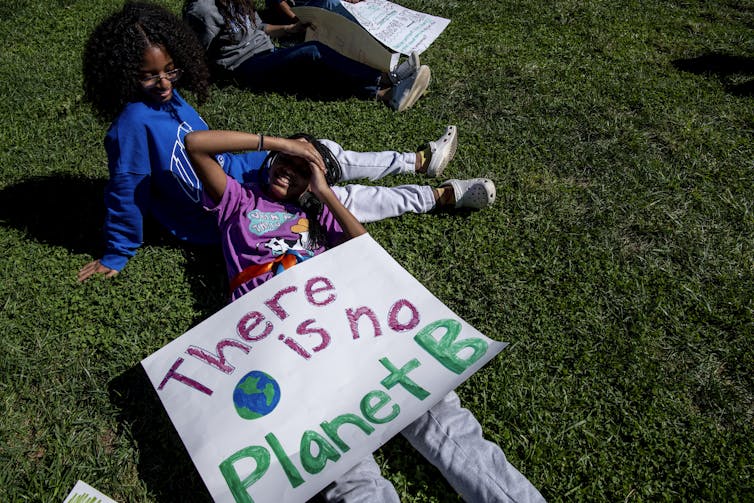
[
  {"x1": 78, "y1": 2, "x2": 495, "y2": 281},
  {"x1": 183, "y1": 0, "x2": 431, "y2": 111}
]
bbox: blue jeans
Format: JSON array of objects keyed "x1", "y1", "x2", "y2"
[
  {"x1": 295, "y1": 0, "x2": 357, "y2": 22},
  {"x1": 265, "y1": 0, "x2": 358, "y2": 23},
  {"x1": 321, "y1": 392, "x2": 546, "y2": 503},
  {"x1": 233, "y1": 41, "x2": 381, "y2": 99}
]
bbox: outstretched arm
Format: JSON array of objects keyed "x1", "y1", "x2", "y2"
[
  {"x1": 184, "y1": 130, "x2": 327, "y2": 204},
  {"x1": 78, "y1": 172, "x2": 148, "y2": 281}
]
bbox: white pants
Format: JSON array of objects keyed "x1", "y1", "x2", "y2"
[
  {"x1": 320, "y1": 139, "x2": 437, "y2": 223},
  {"x1": 321, "y1": 392, "x2": 546, "y2": 503}
]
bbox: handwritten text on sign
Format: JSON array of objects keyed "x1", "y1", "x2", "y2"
[{"x1": 142, "y1": 235, "x2": 505, "y2": 503}]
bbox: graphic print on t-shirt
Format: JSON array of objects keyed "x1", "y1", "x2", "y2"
[
  {"x1": 265, "y1": 218, "x2": 313, "y2": 257},
  {"x1": 227, "y1": 11, "x2": 253, "y2": 36},
  {"x1": 247, "y1": 210, "x2": 295, "y2": 235},
  {"x1": 246, "y1": 210, "x2": 315, "y2": 259}
]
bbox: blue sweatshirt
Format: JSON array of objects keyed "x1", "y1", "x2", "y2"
[{"x1": 101, "y1": 91, "x2": 268, "y2": 271}]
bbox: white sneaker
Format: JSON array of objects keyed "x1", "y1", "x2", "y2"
[
  {"x1": 390, "y1": 52, "x2": 421, "y2": 85},
  {"x1": 440, "y1": 178, "x2": 496, "y2": 209},
  {"x1": 387, "y1": 65, "x2": 431, "y2": 112},
  {"x1": 424, "y1": 125, "x2": 458, "y2": 178}
]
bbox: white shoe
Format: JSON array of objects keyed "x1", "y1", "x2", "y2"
[
  {"x1": 387, "y1": 65, "x2": 431, "y2": 112},
  {"x1": 440, "y1": 178, "x2": 496, "y2": 209},
  {"x1": 390, "y1": 52, "x2": 421, "y2": 84},
  {"x1": 424, "y1": 125, "x2": 458, "y2": 178}
]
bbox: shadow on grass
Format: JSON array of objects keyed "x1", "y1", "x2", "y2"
[
  {"x1": 0, "y1": 174, "x2": 107, "y2": 256},
  {"x1": 211, "y1": 74, "x2": 380, "y2": 102},
  {"x1": 672, "y1": 53, "x2": 754, "y2": 96},
  {"x1": 109, "y1": 364, "x2": 213, "y2": 502},
  {"x1": 207, "y1": 47, "x2": 378, "y2": 103},
  {"x1": 180, "y1": 243, "x2": 231, "y2": 317},
  {"x1": 0, "y1": 174, "x2": 228, "y2": 316},
  {"x1": 0, "y1": 174, "x2": 187, "y2": 255}
]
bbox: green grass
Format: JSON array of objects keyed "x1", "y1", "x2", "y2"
[{"x1": 1, "y1": 0, "x2": 753, "y2": 501}]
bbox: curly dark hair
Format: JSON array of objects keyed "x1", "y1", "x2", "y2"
[{"x1": 83, "y1": 1, "x2": 210, "y2": 120}]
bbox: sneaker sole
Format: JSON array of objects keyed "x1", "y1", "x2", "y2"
[
  {"x1": 397, "y1": 66, "x2": 431, "y2": 112},
  {"x1": 427, "y1": 126, "x2": 458, "y2": 177}
]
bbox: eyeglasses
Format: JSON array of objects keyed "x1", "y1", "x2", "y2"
[{"x1": 140, "y1": 68, "x2": 183, "y2": 88}]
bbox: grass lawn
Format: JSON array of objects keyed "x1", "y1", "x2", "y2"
[{"x1": 1, "y1": 0, "x2": 752, "y2": 501}]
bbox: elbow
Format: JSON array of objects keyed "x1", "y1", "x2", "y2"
[
  {"x1": 184, "y1": 131, "x2": 199, "y2": 154},
  {"x1": 184, "y1": 131, "x2": 207, "y2": 164},
  {"x1": 346, "y1": 226, "x2": 368, "y2": 241}
]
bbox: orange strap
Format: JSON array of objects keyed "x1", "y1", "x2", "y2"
[{"x1": 229, "y1": 253, "x2": 299, "y2": 294}]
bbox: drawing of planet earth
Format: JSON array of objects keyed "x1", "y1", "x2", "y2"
[{"x1": 232, "y1": 370, "x2": 281, "y2": 420}]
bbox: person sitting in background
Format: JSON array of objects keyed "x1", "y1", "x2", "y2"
[{"x1": 183, "y1": 0, "x2": 430, "y2": 112}]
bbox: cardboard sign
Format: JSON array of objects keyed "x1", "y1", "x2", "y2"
[
  {"x1": 296, "y1": 7, "x2": 400, "y2": 72},
  {"x1": 294, "y1": 0, "x2": 450, "y2": 71},
  {"x1": 340, "y1": 0, "x2": 450, "y2": 55},
  {"x1": 141, "y1": 235, "x2": 506, "y2": 503},
  {"x1": 63, "y1": 481, "x2": 117, "y2": 503}
]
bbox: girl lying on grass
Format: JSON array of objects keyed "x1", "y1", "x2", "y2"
[
  {"x1": 78, "y1": 1, "x2": 494, "y2": 282},
  {"x1": 184, "y1": 128, "x2": 545, "y2": 502},
  {"x1": 185, "y1": 129, "x2": 368, "y2": 301}
]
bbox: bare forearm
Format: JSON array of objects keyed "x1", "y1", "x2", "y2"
[
  {"x1": 184, "y1": 130, "x2": 263, "y2": 203},
  {"x1": 185, "y1": 130, "x2": 270, "y2": 154},
  {"x1": 185, "y1": 130, "x2": 328, "y2": 202},
  {"x1": 264, "y1": 22, "x2": 304, "y2": 38},
  {"x1": 277, "y1": 1, "x2": 298, "y2": 22}
]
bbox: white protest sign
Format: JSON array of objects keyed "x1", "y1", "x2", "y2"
[
  {"x1": 339, "y1": 0, "x2": 451, "y2": 55},
  {"x1": 141, "y1": 234, "x2": 506, "y2": 503},
  {"x1": 295, "y1": 7, "x2": 400, "y2": 72}
]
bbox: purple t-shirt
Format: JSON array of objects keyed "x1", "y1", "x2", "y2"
[{"x1": 204, "y1": 175, "x2": 345, "y2": 300}]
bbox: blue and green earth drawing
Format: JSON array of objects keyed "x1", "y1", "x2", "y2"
[{"x1": 232, "y1": 370, "x2": 281, "y2": 420}]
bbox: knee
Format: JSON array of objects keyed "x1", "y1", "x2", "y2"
[
  {"x1": 299, "y1": 42, "x2": 323, "y2": 61},
  {"x1": 321, "y1": 0, "x2": 342, "y2": 9}
]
